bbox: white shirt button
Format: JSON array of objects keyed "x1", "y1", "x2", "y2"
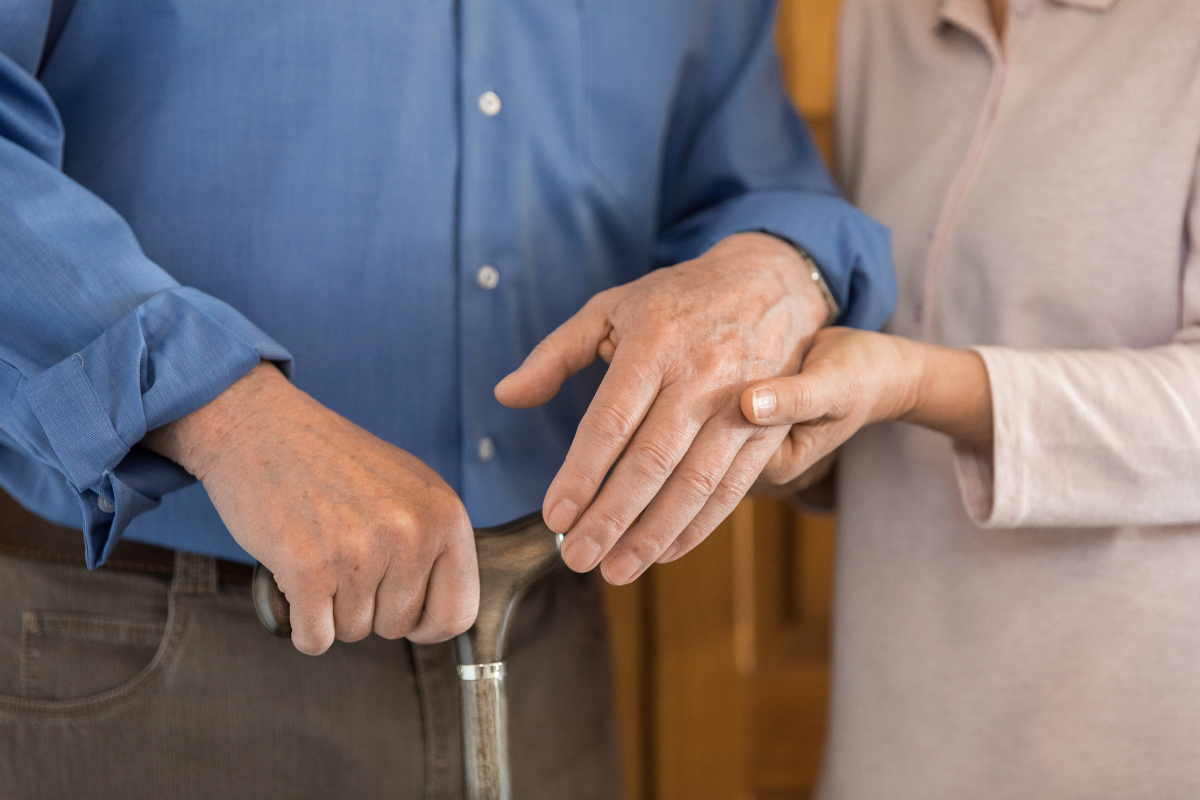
[
  {"x1": 97, "y1": 496, "x2": 116, "y2": 514},
  {"x1": 478, "y1": 437, "x2": 496, "y2": 462},
  {"x1": 478, "y1": 91, "x2": 502, "y2": 117},
  {"x1": 476, "y1": 264, "x2": 500, "y2": 290}
]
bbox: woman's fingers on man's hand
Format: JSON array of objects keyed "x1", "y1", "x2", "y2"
[
  {"x1": 739, "y1": 328, "x2": 917, "y2": 491},
  {"x1": 740, "y1": 361, "x2": 850, "y2": 428}
]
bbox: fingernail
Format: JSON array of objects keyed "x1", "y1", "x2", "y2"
[
  {"x1": 562, "y1": 535, "x2": 601, "y2": 571},
  {"x1": 751, "y1": 387, "x2": 777, "y2": 421},
  {"x1": 546, "y1": 498, "x2": 580, "y2": 533},
  {"x1": 657, "y1": 542, "x2": 680, "y2": 563},
  {"x1": 605, "y1": 552, "x2": 642, "y2": 585}
]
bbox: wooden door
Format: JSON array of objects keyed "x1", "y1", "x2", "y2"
[{"x1": 601, "y1": 3, "x2": 843, "y2": 798}]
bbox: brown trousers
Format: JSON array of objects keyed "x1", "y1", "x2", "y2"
[{"x1": 0, "y1": 551, "x2": 622, "y2": 799}]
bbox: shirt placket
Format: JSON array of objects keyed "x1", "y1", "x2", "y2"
[
  {"x1": 458, "y1": 0, "x2": 511, "y2": 504},
  {"x1": 918, "y1": 0, "x2": 1033, "y2": 341}
]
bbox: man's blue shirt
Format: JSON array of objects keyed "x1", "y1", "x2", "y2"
[{"x1": 0, "y1": 0, "x2": 895, "y2": 566}]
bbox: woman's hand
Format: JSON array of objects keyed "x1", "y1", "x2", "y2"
[{"x1": 741, "y1": 328, "x2": 993, "y2": 490}]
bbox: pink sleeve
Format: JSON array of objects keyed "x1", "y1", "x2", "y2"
[{"x1": 954, "y1": 345, "x2": 1200, "y2": 527}]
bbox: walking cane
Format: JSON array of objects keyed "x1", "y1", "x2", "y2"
[{"x1": 251, "y1": 512, "x2": 563, "y2": 800}]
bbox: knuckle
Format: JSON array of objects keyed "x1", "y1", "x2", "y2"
[
  {"x1": 640, "y1": 527, "x2": 680, "y2": 557},
  {"x1": 638, "y1": 318, "x2": 677, "y2": 353},
  {"x1": 373, "y1": 619, "x2": 408, "y2": 641},
  {"x1": 786, "y1": 382, "x2": 812, "y2": 421},
  {"x1": 379, "y1": 505, "x2": 419, "y2": 543},
  {"x1": 336, "y1": 621, "x2": 372, "y2": 643},
  {"x1": 291, "y1": 621, "x2": 334, "y2": 656},
  {"x1": 374, "y1": 597, "x2": 422, "y2": 640},
  {"x1": 585, "y1": 286, "x2": 619, "y2": 312},
  {"x1": 593, "y1": 505, "x2": 634, "y2": 541},
  {"x1": 586, "y1": 403, "x2": 640, "y2": 448},
  {"x1": 709, "y1": 472, "x2": 752, "y2": 510},
  {"x1": 629, "y1": 437, "x2": 680, "y2": 481},
  {"x1": 759, "y1": 459, "x2": 790, "y2": 486},
  {"x1": 721, "y1": 469, "x2": 756, "y2": 501},
  {"x1": 675, "y1": 463, "x2": 723, "y2": 498},
  {"x1": 374, "y1": 610, "x2": 420, "y2": 641},
  {"x1": 831, "y1": 374, "x2": 858, "y2": 419},
  {"x1": 409, "y1": 608, "x2": 477, "y2": 644},
  {"x1": 280, "y1": 561, "x2": 336, "y2": 601},
  {"x1": 563, "y1": 460, "x2": 599, "y2": 492},
  {"x1": 789, "y1": 430, "x2": 823, "y2": 466},
  {"x1": 430, "y1": 492, "x2": 470, "y2": 537}
]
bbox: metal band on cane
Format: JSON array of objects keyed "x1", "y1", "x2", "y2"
[{"x1": 458, "y1": 663, "x2": 506, "y2": 681}]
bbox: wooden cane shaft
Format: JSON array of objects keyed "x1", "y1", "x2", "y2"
[{"x1": 459, "y1": 672, "x2": 511, "y2": 800}]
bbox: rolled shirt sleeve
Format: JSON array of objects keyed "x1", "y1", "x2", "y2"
[
  {"x1": 0, "y1": 53, "x2": 291, "y2": 567},
  {"x1": 654, "y1": 0, "x2": 896, "y2": 332}
]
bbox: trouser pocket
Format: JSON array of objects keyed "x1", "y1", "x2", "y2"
[{"x1": 20, "y1": 611, "x2": 167, "y2": 701}]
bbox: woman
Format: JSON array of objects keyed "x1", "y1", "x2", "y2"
[{"x1": 742, "y1": 0, "x2": 1200, "y2": 796}]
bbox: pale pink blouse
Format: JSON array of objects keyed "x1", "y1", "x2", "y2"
[{"x1": 823, "y1": 0, "x2": 1200, "y2": 796}]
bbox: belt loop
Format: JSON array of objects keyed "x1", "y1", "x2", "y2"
[
  {"x1": 172, "y1": 551, "x2": 219, "y2": 596},
  {"x1": 412, "y1": 641, "x2": 464, "y2": 800}
]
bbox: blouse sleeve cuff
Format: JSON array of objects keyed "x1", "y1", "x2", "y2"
[{"x1": 950, "y1": 346, "x2": 1029, "y2": 528}]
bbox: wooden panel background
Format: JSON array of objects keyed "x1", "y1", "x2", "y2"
[{"x1": 601, "y1": 3, "x2": 843, "y2": 799}]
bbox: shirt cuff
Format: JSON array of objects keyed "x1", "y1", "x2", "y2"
[
  {"x1": 8, "y1": 286, "x2": 292, "y2": 567},
  {"x1": 661, "y1": 189, "x2": 896, "y2": 331}
]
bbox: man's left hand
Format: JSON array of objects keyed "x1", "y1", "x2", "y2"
[{"x1": 494, "y1": 232, "x2": 830, "y2": 585}]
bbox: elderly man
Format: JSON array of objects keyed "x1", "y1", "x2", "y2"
[{"x1": 0, "y1": 0, "x2": 893, "y2": 797}]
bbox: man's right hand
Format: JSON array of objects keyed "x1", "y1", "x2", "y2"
[{"x1": 142, "y1": 362, "x2": 478, "y2": 656}]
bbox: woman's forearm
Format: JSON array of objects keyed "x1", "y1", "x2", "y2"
[
  {"x1": 740, "y1": 329, "x2": 996, "y2": 489},
  {"x1": 898, "y1": 341, "x2": 993, "y2": 450}
]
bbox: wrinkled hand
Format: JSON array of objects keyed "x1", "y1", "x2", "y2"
[
  {"x1": 741, "y1": 327, "x2": 990, "y2": 490},
  {"x1": 495, "y1": 233, "x2": 829, "y2": 585},
  {"x1": 144, "y1": 363, "x2": 478, "y2": 655}
]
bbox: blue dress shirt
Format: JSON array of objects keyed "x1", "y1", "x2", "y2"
[{"x1": 0, "y1": 0, "x2": 895, "y2": 567}]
